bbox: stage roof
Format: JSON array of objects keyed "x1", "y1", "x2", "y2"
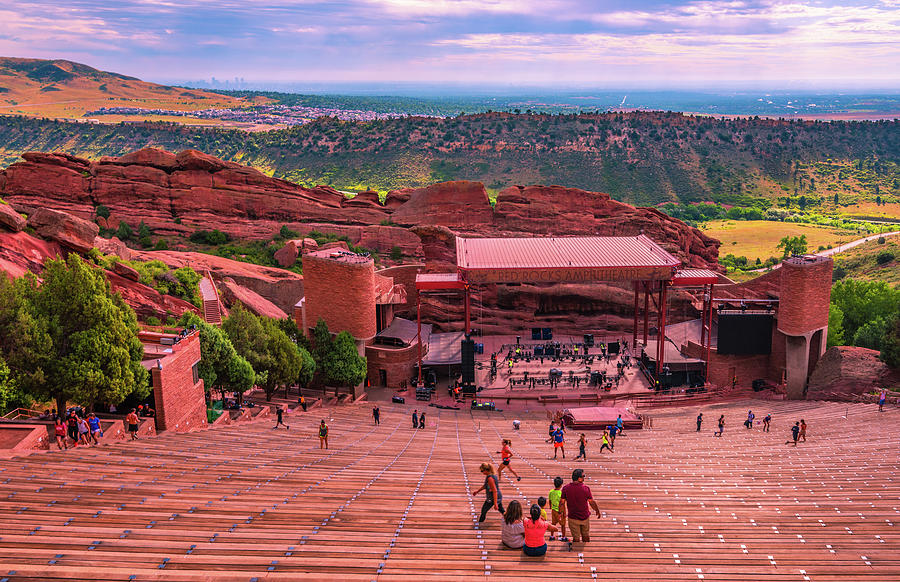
[
  {"x1": 456, "y1": 235, "x2": 680, "y2": 284},
  {"x1": 672, "y1": 269, "x2": 720, "y2": 286}
]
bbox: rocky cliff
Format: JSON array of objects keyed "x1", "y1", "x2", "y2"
[{"x1": 0, "y1": 148, "x2": 721, "y2": 332}]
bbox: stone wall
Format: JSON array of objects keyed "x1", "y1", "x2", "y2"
[{"x1": 151, "y1": 332, "x2": 207, "y2": 432}]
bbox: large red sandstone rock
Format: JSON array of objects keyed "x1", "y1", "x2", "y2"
[
  {"x1": 93, "y1": 236, "x2": 132, "y2": 260},
  {"x1": 112, "y1": 260, "x2": 140, "y2": 282},
  {"x1": 391, "y1": 181, "x2": 493, "y2": 228},
  {"x1": 0, "y1": 231, "x2": 62, "y2": 278},
  {"x1": 274, "y1": 241, "x2": 299, "y2": 267},
  {"x1": 807, "y1": 346, "x2": 893, "y2": 401},
  {"x1": 113, "y1": 148, "x2": 178, "y2": 171},
  {"x1": 0, "y1": 203, "x2": 26, "y2": 232},
  {"x1": 220, "y1": 278, "x2": 288, "y2": 319},
  {"x1": 105, "y1": 270, "x2": 198, "y2": 322},
  {"x1": 27, "y1": 207, "x2": 99, "y2": 252},
  {"x1": 131, "y1": 250, "x2": 304, "y2": 315}
]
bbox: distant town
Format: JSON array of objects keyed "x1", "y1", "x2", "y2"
[{"x1": 86, "y1": 104, "x2": 436, "y2": 125}]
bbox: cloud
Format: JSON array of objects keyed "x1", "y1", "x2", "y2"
[{"x1": 0, "y1": 0, "x2": 896, "y2": 85}]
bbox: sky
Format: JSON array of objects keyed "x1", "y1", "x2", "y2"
[{"x1": 1, "y1": 0, "x2": 899, "y2": 89}]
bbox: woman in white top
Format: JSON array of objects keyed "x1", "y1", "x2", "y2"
[{"x1": 501, "y1": 500, "x2": 525, "y2": 548}]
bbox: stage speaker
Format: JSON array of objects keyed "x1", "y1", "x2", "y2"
[
  {"x1": 542, "y1": 328, "x2": 553, "y2": 340},
  {"x1": 475, "y1": 343, "x2": 484, "y2": 355},
  {"x1": 461, "y1": 338, "x2": 476, "y2": 384},
  {"x1": 590, "y1": 371, "x2": 602, "y2": 385},
  {"x1": 534, "y1": 345, "x2": 544, "y2": 356},
  {"x1": 583, "y1": 334, "x2": 594, "y2": 347},
  {"x1": 607, "y1": 341, "x2": 620, "y2": 355},
  {"x1": 531, "y1": 328, "x2": 542, "y2": 340}
]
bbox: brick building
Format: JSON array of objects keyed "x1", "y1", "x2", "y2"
[
  {"x1": 677, "y1": 255, "x2": 833, "y2": 398},
  {"x1": 140, "y1": 330, "x2": 207, "y2": 432},
  {"x1": 295, "y1": 248, "x2": 424, "y2": 396}
]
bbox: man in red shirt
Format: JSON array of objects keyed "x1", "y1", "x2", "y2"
[{"x1": 559, "y1": 468, "x2": 601, "y2": 545}]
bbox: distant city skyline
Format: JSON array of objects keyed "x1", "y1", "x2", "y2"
[{"x1": 2, "y1": 0, "x2": 899, "y2": 89}]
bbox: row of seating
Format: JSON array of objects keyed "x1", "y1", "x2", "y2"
[{"x1": 0, "y1": 397, "x2": 896, "y2": 580}]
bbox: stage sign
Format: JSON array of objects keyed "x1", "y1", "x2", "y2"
[{"x1": 462, "y1": 266, "x2": 675, "y2": 284}]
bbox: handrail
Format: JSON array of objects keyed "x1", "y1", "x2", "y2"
[{"x1": 1, "y1": 407, "x2": 44, "y2": 420}]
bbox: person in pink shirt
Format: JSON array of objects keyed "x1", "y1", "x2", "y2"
[{"x1": 523, "y1": 503, "x2": 559, "y2": 556}]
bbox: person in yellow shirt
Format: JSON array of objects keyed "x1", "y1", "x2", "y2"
[{"x1": 548, "y1": 476, "x2": 567, "y2": 541}]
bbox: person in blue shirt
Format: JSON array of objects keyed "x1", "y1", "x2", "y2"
[
  {"x1": 552, "y1": 426, "x2": 566, "y2": 459},
  {"x1": 87, "y1": 413, "x2": 103, "y2": 445},
  {"x1": 616, "y1": 414, "x2": 625, "y2": 437}
]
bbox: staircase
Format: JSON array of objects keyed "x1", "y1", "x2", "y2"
[{"x1": 198, "y1": 272, "x2": 222, "y2": 325}]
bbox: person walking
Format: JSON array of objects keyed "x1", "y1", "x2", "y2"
[
  {"x1": 559, "y1": 469, "x2": 601, "y2": 546},
  {"x1": 573, "y1": 434, "x2": 587, "y2": 461},
  {"x1": 318, "y1": 419, "x2": 329, "y2": 449},
  {"x1": 126, "y1": 409, "x2": 140, "y2": 441},
  {"x1": 714, "y1": 414, "x2": 725, "y2": 437},
  {"x1": 787, "y1": 421, "x2": 800, "y2": 446},
  {"x1": 878, "y1": 389, "x2": 887, "y2": 412},
  {"x1": 696, "y1": 412, "x2": 703, "y2": 432},
  {"x1": 598, "y1": 429, "x2": 613, "y2": 453},
  {"x1": 762, "y1": 413, "x2": 771, "y2": 432},
  {"x1": 273, "y1": 407, "x2": 289, "y2": 429},
  {"x1": 551, "y1": 425, "x2": 566, "y2": 459},
  {"x1": 497, "y1": 439, "x2": 522, "y2": 481},
  {"x1": 412, "y1": 409, "x2": 419, "y2": 429},
  {"x1": 299, "y1": 395, "x2": 307, "y2": 412},
  {"x1": 609, "y1": 423, "x2": 618, "y2": 449},
  {"x1": 373, "y1": 405, "x2": 380, "y2": 425},
  {"x1": 745, "y1": 410, "x2": 755, "y2": 429},
  {"x1": 523, "y1": 503, "x2": 559, "y2": 556},
  {"x1": 616, "y1": 414, "x2": 624, "y2": 437},
  {"x1": 66, "y1": 412, "x2": 79, "y2": 446},
  {"x1": 799, "y1": 419, "x2": 807, "y2": 442},
  {"x1": 87, "y1": 413, "x2": 103, "y2": 444},
  {"x1": 53, "y1": 417, "x2": 67, "y2": 450},
  {"x1": 419, "y1": 411, "x2": 426, "y2": 429},
  {"x1": 474, "y1": 463, "x2": 504, "y2": 523}
]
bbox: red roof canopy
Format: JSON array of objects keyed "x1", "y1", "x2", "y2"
[{"x1": 456, "y1": 235, "x2": 680, "y2": 284}]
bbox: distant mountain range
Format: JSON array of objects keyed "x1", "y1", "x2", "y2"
[{"x1": 0, "y1": 57, "x2": 239, "y2": 118}]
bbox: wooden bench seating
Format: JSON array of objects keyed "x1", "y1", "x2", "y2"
[{"x1": 0, "y1": 398, "x2": 896, "y2": 580}]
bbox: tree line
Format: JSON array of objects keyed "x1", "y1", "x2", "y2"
[{"x1": 0, "y1": 254, "x2": 367, "y2": 416}]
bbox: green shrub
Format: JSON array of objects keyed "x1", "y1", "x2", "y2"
[
  {"x1": 876, "y1": 251, "x2": 895, "y2": 265},
  {"x1": 116, "y1": 221, "x2": 133, "y2": 241},
  {"x1": 189, "y1": 229, "x2": 230, "y2": 245},
  {"x1": 878, "y1": 236, "x2": 886, "y2": 244},
  {"x1": 145, "y1": 316, "x2": 161, "y2": 326},
  {"x1": 279, "y1": 225, "x2": 300, "y2": 240},
  {"x1": 390, "y1": 246, "x2": 403, "y2": 261},
  {"x1": 95, "y1": 204, "x2": 110, "y2": 219}
]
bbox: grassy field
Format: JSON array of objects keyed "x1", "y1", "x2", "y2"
[
  {"x1": 702, "y1": 220, "x2": 858, "y2": 262},
  {"x1": 833, "y1": 236, "x2": 900, "y2": 285}
]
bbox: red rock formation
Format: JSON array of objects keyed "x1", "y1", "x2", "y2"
[
  {"x1": 93, "y1": 236, "x2": 132, "y2": 260},
  {"x1": 0, "y1": 203, "x2": 26, "y2": 232},
  {"x1": 0, "y1": 231, "x2": 62, "y2": 278},
  {"x1": 0, "y1": 149, "x2": 727, "y2": 335},
  {"x1": 26, "y1": 207, "x2": 99, "y2": 252},
  {"x1": 274, "y1": 240, "x2": 299, "y2": 267},
  {"x1": 807, "y1": 346, "x2": 895, "y2": 401},
  {"x1": 390, "y1": 181, "x2": 493, "y2": 229},
  {"x1": 112, "y1": 260, "x2": 140, "y2": 282},
  {"x1": 219, "y1": 278, "x2": 288, "y2": 320},
  {"x1": 130, "y1": 250, "x2": 304, "y2": 315}
]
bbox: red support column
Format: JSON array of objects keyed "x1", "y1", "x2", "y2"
[
  {"x1": 656, "y1": 282, "x2": 668, "y2": 381},
  {"x1": 417, "y1": 294, "x2": 423, "y2": 385},
  {"x1": 642, "y1": 282, "x2": 650, "y2": 346},
  {"x1": 632, "y1": 281, "x2": 640, "y2": 349}
]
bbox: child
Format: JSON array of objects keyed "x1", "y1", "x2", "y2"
[
  {"x1": 574, "y1": 433, "x2": 587, "y2": 461},
  {"x1": 548, "y1": 476, "x2": 567, "y2": 541},
  {"x1": 537, "y1": 496, "x2": 548, "y2": 521}
]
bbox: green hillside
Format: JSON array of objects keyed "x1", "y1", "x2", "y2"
[{"x1": 0, "y1": 112, "x2": 898, "y2": 208}]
